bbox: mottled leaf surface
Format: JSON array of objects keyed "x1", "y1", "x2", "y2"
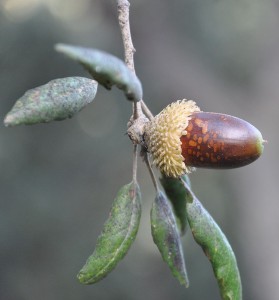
[
  {"x1": 160, "y1": 174, "x2": 191, "y2": 235},
  {"x1": 55, "y1": 43, "x2": 142, "y2": 102},
  {"x1": 184, "y1": 182, "x2": 242, "y2": 300},
  {"x1": 77, "y1": 181, "x2": 141, "y2": 284},
  {"x1": 4, "y1": 77, "x2": 97, "y2": 126},
  {"x1": 151, "y1": 191, "x2": 189, "y2": 287}
]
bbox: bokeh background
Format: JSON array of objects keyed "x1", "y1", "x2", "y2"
[{"x1": 0, "y1": 0, "x2": 278, "y2": 299}]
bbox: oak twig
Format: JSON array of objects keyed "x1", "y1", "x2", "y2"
[
  {"x1": 140, "y1": 100, "x2": 154, "y2": 120},
  {"x1": 142, "y1": 149, "x2": 160, "y2": 193},
  {"x1": 132, "y1": 144, "x2": 138, "y2": 183},
  {"x1": 117, "y1": 0, "x2": 140, "y2": 182},
  {"x1": 117, "y1": 0, "x2": 142, "y2": 118},
  {"x1": 117, "y1": 0, "x2": 153, "y2": 122},
  {"x1": 117, "y1": 0, "x2": 135, "y2": 72},
  {"x1": 117, "y1": 0, "x2": 156, "y2": 187}
]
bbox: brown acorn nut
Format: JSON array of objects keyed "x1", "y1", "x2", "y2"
[
  {"x1": 144, "y1": 100, "x2": 264, "y2": 178},
  {"x1": 181, "y1": 112, "x2": 264, "y2": 169}
]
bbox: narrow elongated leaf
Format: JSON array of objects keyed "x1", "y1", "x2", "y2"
[
  {"x1": 160, "y1": 174, "x2": 191, "y2": 235},
  {"x1": 55, "y1": 43, "x2": 143, "y2": 102},
  {"x1": 151, "y1": 191, "x2": 189, "y2": 287},
  {"x1": 4, "y1": 77, "x2": 97, "y2": 126},
  {"x1": 77, "y1": 181, "x2": 141, "y2": 284},
  {"x1": 184, "y1": 182, "x2": 242, "y2": 300}
]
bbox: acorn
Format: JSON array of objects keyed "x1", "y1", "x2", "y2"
[{"x1": 144, "y1": 100, "x2": 264, "y2": 178}]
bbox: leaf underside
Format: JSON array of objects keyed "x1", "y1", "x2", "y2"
[
  {"x1": 77, "y1": 181, "x2": 141, "y2": 284},
  {"x1": 55, "y1": 43, "x2": 143, "y2": 102},
  {"x1": 151, "y1": 191, "x2": 189, "y2": 287},
  {"x1": 183, "y1": 178, "x2": 242, "y2": 300},
  {"x1": 4, "y1": 77, "x2": 98, "y2": 126}
]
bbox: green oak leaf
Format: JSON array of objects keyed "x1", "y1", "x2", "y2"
[
  {"x1": 183, "y1": 179, "x2": 242, "y2": 300},
  {"x1": 55, "y1": 43, "x2": 142, "y2": 102},
  {"x1": 151, "y1": 191, "x2": 189, "y2": 287},
  {"x1": 4, "y1": 77, "x2": 97, "y2": 126},
  {"x1": 160, "y1": 174, "x2": 191, "y2": 235},
  {"x1": 77, "y1": 181, "x2": 141, "y2": 284}
]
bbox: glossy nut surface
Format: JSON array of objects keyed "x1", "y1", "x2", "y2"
[{"x1": 181, "y1": 112, "x2": 264, "y2": 169}]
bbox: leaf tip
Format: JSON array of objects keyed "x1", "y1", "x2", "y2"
[
  {"x1": 179, "y1": 272, "x2": 190, "y2": 289},
  {"x1": 181, "y1": 279, "x2": 190, "y2": 288},
  {"x1": 54, "y1": 43, "x2": 66, "y2": 53},
  {"x1": 3, "y1": 113, "x2": 16, "y2": 127},
  {"x1": 76, "y1": 271, "x2": 87, "y2": 285},
  {"x1": 54, "y1": 43, "x2": 77, "y2": 59}
]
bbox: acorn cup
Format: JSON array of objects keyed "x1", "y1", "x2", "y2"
[{"x1": 144, "y1": 100, "x2": 264, "y2": 178}]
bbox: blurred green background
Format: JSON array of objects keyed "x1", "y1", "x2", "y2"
[{"x1": 0, "y1": 0, "x2": 278, "y2": 299}]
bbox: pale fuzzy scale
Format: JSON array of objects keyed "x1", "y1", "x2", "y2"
[{"x1": 144, "y1": 100, "x2": 200, "y2": 177}]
